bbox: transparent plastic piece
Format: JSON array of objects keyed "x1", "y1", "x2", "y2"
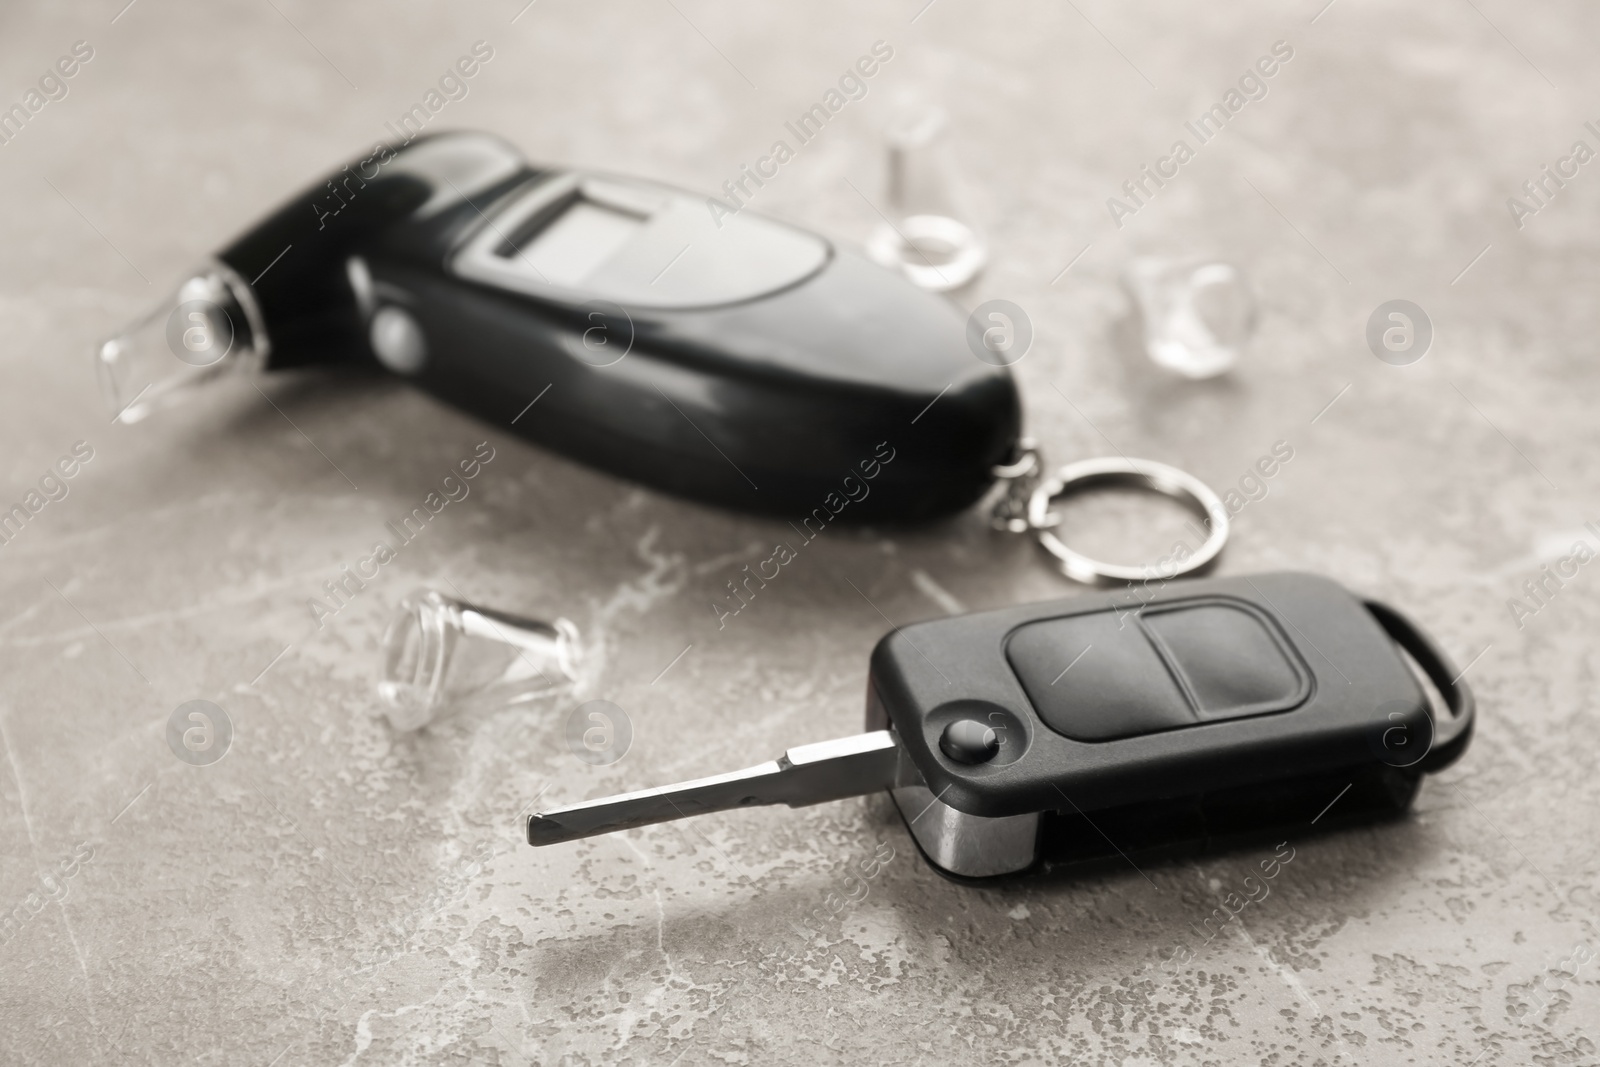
[
  {"x1": 377, "y1": 589, "x2": 582, "y2": 731},
  {"x1": 95, "y1": 262, "x2": 269, "y2": 424},
  {"x1": 866, "y1": 105, "x2": 987, "y2": 293},
  {"x1": 1123, "y1": 257, "x2": 1257, "y2": 380}
]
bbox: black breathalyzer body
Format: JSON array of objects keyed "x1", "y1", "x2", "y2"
[{"x1": 99, "y1": 131, "x2": 1021, "y2": 522}]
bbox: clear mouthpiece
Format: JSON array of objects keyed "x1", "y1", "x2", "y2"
[
  {"x1": 96, "y1": 263, "x2": 269, "y2": 424},
  {"x1": 1124, "y1": 257, "x2": 1257, "y2": 380},
  {"x1": 867, "y1": 105, "x2": 987, "y2": 293},
  {"x1": 377, "y1": 589, "x2": 582, "y2": 732}
]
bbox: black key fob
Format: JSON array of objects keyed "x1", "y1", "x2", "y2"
[
  {"x1": 866, "y1": 571, "x2": 1474, "y2": 878},
  {"x1": 100, "y1": 131, "x2": 1021, "y2": 521},
  {"x1": 528, "y1": 571, "x2": 1474, "y2": 885}
]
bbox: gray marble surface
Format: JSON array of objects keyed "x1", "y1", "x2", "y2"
[{"x1": 2, "y1": 0, "x2": 1598, "y2": 1063}]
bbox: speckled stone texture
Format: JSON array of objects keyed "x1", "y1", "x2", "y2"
[{"x1": 1, "y1": 0, "x2": 1598, "y2": 1063}]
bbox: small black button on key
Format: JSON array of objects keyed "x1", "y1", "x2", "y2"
[{"x1": 939, "y1": 720, "x2": 1000, "y2": 764}]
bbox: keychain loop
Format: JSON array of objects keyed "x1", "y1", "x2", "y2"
[
  {"x1": 1026, "y1": 456, "x2": 1230, "y2": 586},
  {"x1": 988, "y1": 437, "x2": 1041, "y2": 533}
]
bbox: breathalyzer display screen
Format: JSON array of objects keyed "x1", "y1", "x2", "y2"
[{"x1": 509, "y1": 199, "x2": 646, "y2": 288}]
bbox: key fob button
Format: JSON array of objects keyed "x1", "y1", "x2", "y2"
[
  {"x1": 1006, "y1": 610, "x2": 1194, "y2": 741},
  {"x1": 1006, "y1": 596, "x2": 1311, "y2": 742},
  {"x1": 939, "y1": 720, "x2": 1000, "y2": 764},
  {"x1": 1141, "y1": 600, "x2": 1309, "y2": 718}
]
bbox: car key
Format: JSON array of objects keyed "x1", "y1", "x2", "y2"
[
  {"x1": 95, "y1": 130, "x2": 1020, "y2": 522},
  {"x1": 527, "y1": 571, "x2": 1475, "y2": 879}
]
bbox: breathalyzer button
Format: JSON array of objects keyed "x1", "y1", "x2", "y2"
[
  {"x1": 939, "y1": 720, "x2": 1000, "y2": 764},
  {"x1": 370, "y1": 305, "x2": 428, "y2": 375}
]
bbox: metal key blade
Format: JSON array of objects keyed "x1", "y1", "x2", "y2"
[{"x1": 527, "y1": 730, "x2": 908, "y2": 845}]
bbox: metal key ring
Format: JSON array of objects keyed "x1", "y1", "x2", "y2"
[{"x1": 1027, "y1": 457, "x2": 1230, "y2": 586}]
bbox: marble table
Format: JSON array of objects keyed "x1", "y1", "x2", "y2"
[{"x1": 1, "y1": 0, "x2": 1596, "y2": 1062}]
